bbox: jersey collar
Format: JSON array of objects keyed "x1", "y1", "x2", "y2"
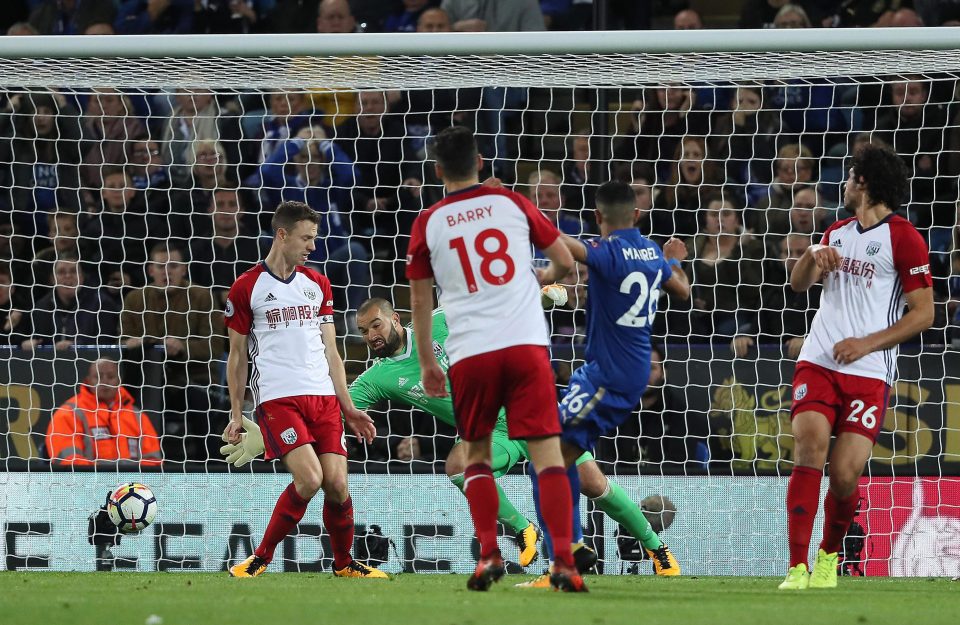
[
  {"x1": 444, "y1": 183, "x2": 482, "y2": 198},
  {"x1": 261, "y1": 261, "x2": 297, "y2": 284},
  {"x1": 855, "y1": 212, "x2": 893, "y2": 234},
  {"x1": 386, "y1": 327, "x2": 414, "y2": 362}
]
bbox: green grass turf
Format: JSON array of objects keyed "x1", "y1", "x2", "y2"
[{"x1": 0, "y1": 573, "x2": 956, "y2": 625}]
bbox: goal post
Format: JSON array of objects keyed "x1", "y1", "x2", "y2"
[{"x1": 0, "y1": 28, "x2": 958, "y2": 577}]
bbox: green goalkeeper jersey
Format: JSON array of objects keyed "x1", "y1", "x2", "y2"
[{"x1": 348, "y1": 308, "x2": 509, "y2": 431}]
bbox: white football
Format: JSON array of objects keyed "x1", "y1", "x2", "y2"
[{"x1": 106, "y1": 482, "x2": 158, "y2": 534}]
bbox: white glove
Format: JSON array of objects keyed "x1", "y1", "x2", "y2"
[
  {"x1": 219, "y1": 415, "x2": 266, "y2": 467},
  {"x1": 541, "y1": 283, "x2": 568, "y2": 308}
]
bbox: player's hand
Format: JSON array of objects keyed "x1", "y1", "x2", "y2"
[
  {"x1": 220, "y1": 415, "x2": 264, "y2": 467},
  {"x1": 541, "y1": 283, "x2": 568, "y2": 308},
  {"x1": 422, "y1": 362, "x2": 448, "y2": 398},
  {"x1": 731, "y1": 336, "x2": 754, "y2": 357},
  {"x1": 343, "y1": 407, "x2": 376, "y2": 444},
  {"x1": 223, "y1": 418, "x2": 244, "y2": 445},
  {"x1": 663, "y1": 237, "x2": 688, "y2": 262},
  {"x1": 481, "y1": 176, "x2": 503, "y2": 188},
  {"x1": 809, "y1": 244, "x2": 842, "y2": 274},
  {"x1": 833, "y1": 337, "x2": 872, "y2": 365},
  {"x1": 785, "y1": 337, "x2": 805, "y2": 360}
]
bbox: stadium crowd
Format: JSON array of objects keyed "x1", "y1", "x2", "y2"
[{"x1": 1, "y1": 0, "x2": 959, "y2": 465}]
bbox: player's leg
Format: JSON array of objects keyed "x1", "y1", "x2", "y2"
[
  {"x1": 577, "y1": 455, "x2": 681, "y2": 576},
  {"x1": 230, "y1": 398, "x2": 321, "y2": 577},
  {"x1": 446, "y1": 438, "x2": 535, "y2": 545},
  {"x1": 309, "y1": 395, "x2": 386, "y2": 578},
  {"x1": 230, "y1": 443, "x2": 322, "y2": 577},
  {"x1": 780, "y1": 409, "x2": 832, "y2": 589},
  {"x1": 449, "y1": 351, "x2": 508, "y2": 590}
]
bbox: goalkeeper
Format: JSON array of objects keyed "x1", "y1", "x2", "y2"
[{"x1": 223, "y1": 298, "x2": 678, "y2": 578}]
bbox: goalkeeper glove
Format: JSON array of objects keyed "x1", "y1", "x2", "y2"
[
  {"x1": 541, "y1": 283, "x2": 568, "y2": 308},
  {"x1": 220, "y1": 415, "x2": 266, "y2": 467}
]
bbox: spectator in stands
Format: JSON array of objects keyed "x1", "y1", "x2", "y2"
[
  {"x1": 746, "y1": 142, "x2": 815, "y2": 234},
  {"x1": 442, "y1": 0, "x2": 544, "y2": 31},
  {"x1": 337, "y1": 90, "x2": 422, "y2": 279},
  {"x1": 30, "y1": 0, "x2": 115, "y2": 34},
  {"x1": 659, "y1": 135, "x2": 724, "y2": 239},
  {"x1": 33, "y1": 212, "x2": 81, "y2": 293},
  {"x1": 79, "y1": 165, "x2": 168, "y2": 288},
  {"x1": 259, "y1": 125, "x2": 371, "y2": 324},
  {"x1": 0, "y1": 222, "x2": 30, "y2": 310},
  {"x1": 194, "y1": 0, "x2": 266, "y2": 33},
  {"x1": 627, "y1": 171, "x2": 655, "y2": 238},
  {"x1": 126, "y1": 136, "x2": 171, "y2": 191},
  {"x1": 22, "y1": 255, "x2": 121, "y2": 351},
  {"x1": 596, "y1": 344, "x2": 704, "y2": 467},
  {"x1": 790, "y1": 184, "x2": 834, "y2": 234},
  {"x1": 710, "y1": 85, "x2": 779, "y2": 187},
  {"x1": 686, "y1": 197, "x2": 764, "y2": 340},
  {"x1": 169, "y1": 139, "x2": 233, "y2": 239},
  {"x1": 673, "y1": 8, "x2": 703, "y2": 29},
  {"x1": 121, "y1": 243, "x2": 224, "y2": 461},
  {"x1": 562, "y1": 134, "x2": 591, "y2": 212},
  {"x1": 876, "y1": 7, "x2": 925, "y2": 26},
  {"x1": 875, "y1": 76, "x2": 951, "y2": 215},
  {"x1": 528, "y1": 169, "x2": 585, "y2": 236},
  {"x1": 731, "y1": 232, "x2": 819, "y2": 359},
  {"x1": 613, "y1": 85, "x2": 713, "y2": 183},
  {"x1": 773, "y1": 3, "x2": 812, "y2": 28},
  {"x1": 189, "y1": 187, "x2": 266, "y2": 307},
  {"x1": 738, "y1": 0, "x2": 825, "y2": 29},
  {"x1": 162, "y1": 89, "x2": 240, "y2": 187},
  {"x1": 316, "y1": 0, "x2": 358, "y2": 32},
  {"x1": 417, "y1": 5, "x2": 450, "y2": 31},
  {"x1": 264, "y1": 0, "x2": 319, "y2": 32},
  {"x1": 80, "y1": 88, "x2": 146, "y2": 188},
  {"x1": 0, "y1": 91, "x2": 83, "y2": 236},
  {"x1": 46, "y1": 358, "x2": 162, "y2": 467},
  {"x1": 256, "y1": 91, "x2": 316, "y2": 164},
  {"x1": 311, "y1": 0, "x2": 361, "y2": 126},
  {"x1": 6, "y1": 21, "x2": 39, "y2": 36},
  {"x1": 115, "y1": 0, "x2": 193, "y2": 34},
  {"x1": 0, "y1": 263, "x2": 30, "y2": 347},
  {"x1": 83, "y1": 21, "x2": 115, "y2": 35},
  {"x1": 383, "y1": 0, "x2": 435, "y2": 32}
]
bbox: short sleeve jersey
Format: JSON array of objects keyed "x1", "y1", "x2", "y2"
[
  {"x1": 405, "y1": 185, "x2": 561, "y2": 365},
  {"x1": 583, "y1": 228, "x2": 673, "y2": 394},
  {"x1": 223, "y1": 263, "x2": 336, "y2": 405},
  {"x1": 348, "y1": 308, "x2": 509, "y2": 431},
  {"x1": 797, "y1": 214, "x2": 932, "y2": 384}
]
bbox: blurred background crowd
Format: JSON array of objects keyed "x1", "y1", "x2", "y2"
[{"x1": 1, "y1": 0, "x2": 959, "y2": 468}]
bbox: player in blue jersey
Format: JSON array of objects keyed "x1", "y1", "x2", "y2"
[{"x1": 528, "y1": 180, "x2": 691, "y2": 578}]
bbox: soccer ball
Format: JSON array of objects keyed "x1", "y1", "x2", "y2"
[{"x1": 106, "y1": 483, "x2": 158, "y2": 533}]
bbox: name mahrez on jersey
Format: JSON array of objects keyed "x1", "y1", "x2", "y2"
[{"x1": 622, "y1": 246, "x2": 659, "y2": 261}]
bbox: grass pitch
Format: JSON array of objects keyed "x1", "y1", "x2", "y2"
[{"x1": 0, "y1": 573, "x2": 956, "y2": 625}]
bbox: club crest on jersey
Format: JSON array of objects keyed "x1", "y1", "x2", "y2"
[
  {"x1": 281, "y1": 428, "x2": 298, "y2": 445},
  {"x1": 866, "y1": 241, "x2": 882, "y2": 256},
  {"x1": 302, "y1": 287, "x2": 317, "y2": 301},
  {"x1": 794, "y1": 383, "x2": 808, "y2": 402},
  {"x1": 224, "y1": 298, "x2": 235, "y2": 318}
]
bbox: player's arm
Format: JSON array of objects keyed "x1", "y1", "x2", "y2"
[
  {"x1": 559, "y1": 233, "x2": 588, "y2": 263},
  {"x1": 321, "y1": 323, "x2": 375, "y2": 443},
  {"x1": 537, "y1": 237, "x2": 574, "y2": 285},
  {"x1": 833, "y1": 287, "x2": 934, "y2": 365},
  {"x1": 410, "y1": 277, "x2": 448, "y2": 398},
  {"x1": 224, "y1": 328, "x2": 249, "y2": 444},
  {"x1": 661, "y1": 237, "x2": 691, "y2": 301},
  {"x1": 791, "y1": 244, "x2": 841, "y2": 292}
]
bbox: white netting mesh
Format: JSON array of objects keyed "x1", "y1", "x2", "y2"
[{"x1": 0, "y1": 41, "x2": 959, "y2": 577}]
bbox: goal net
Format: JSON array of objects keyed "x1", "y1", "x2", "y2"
[{"x1": 1, "y1": 30, "x2": 959, "y2": 577}]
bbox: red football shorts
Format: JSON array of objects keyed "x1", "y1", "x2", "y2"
[
  {"x1": 791, "y1": 361, "x2": 890, "y2": 442},
  {"x1": 448, "y1": 344, "x2": 561, "y2": 441},
  {"x1": 256, "y1": 394, "x2": 346, "y2": 460}
]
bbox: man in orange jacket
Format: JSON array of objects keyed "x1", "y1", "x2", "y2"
[{"x1": 47, "y1": 358, "x2": 162, "y2": 466}]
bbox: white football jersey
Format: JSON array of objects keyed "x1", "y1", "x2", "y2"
[
  {"x1": 798, "y1": 214, "x2": 932, "y2": 384},
  {"x1": 406, "y1": 185, "x2": 561, "y2": 364},
  {"x1": 224, "y1": 263, "x2": 336, "y2": 405}
]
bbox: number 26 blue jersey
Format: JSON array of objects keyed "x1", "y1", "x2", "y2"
[{"x1": 582, "y1": 227, "x2": 672, "y2": 395}]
